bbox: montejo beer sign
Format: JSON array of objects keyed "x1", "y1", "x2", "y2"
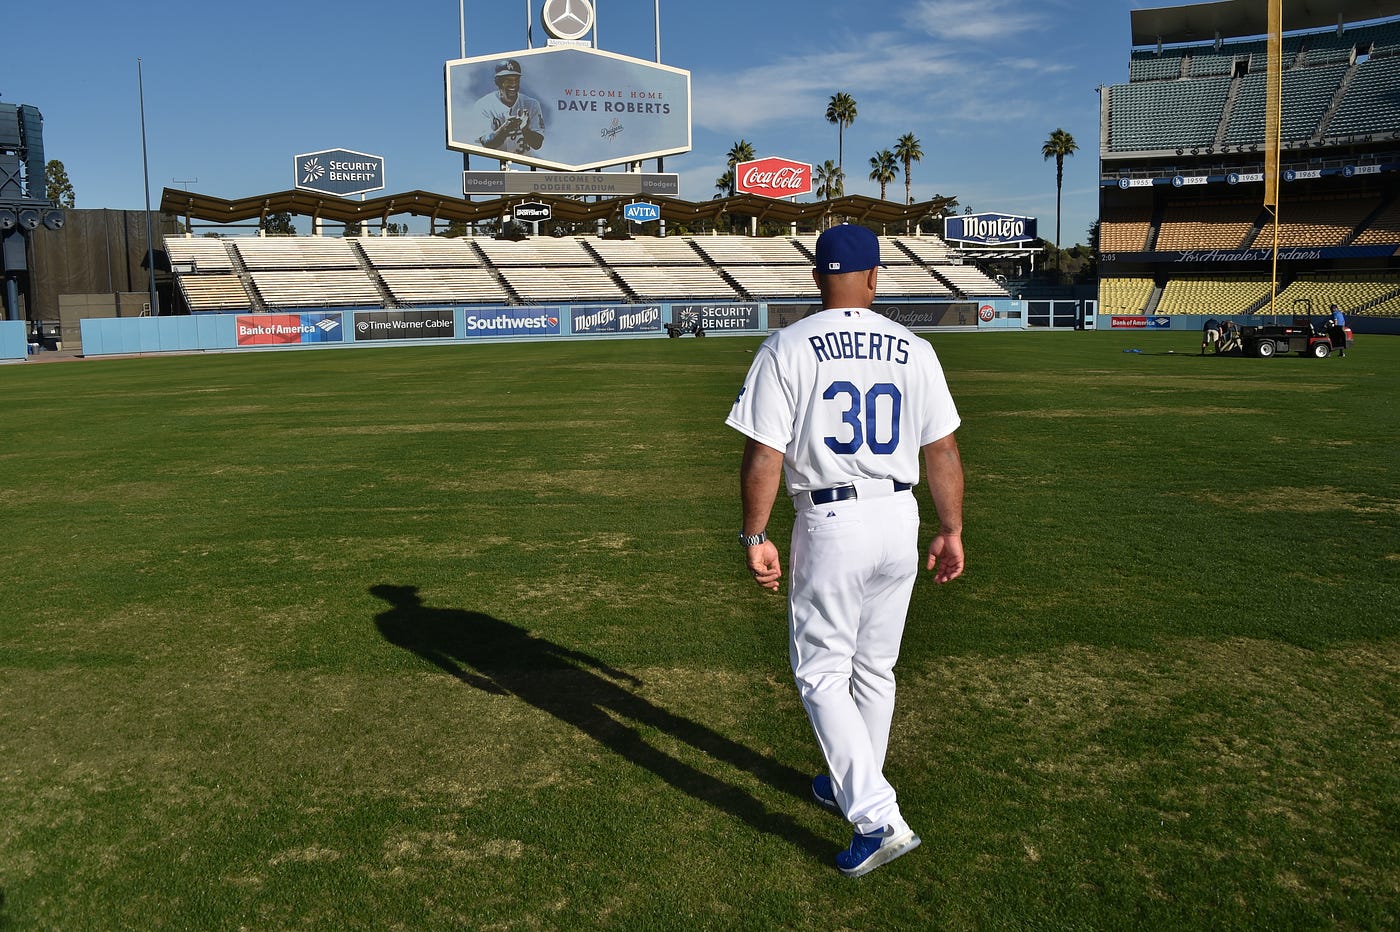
[{"x1": 735, "y1": 157, "x2": 812, "y2": 199}]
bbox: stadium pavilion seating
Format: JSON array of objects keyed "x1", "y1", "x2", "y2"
[
  {"x1": 176, "y1": 274, "x2": 252, "y2": 313},
  {"x1": 249, "y1": 269, "x2": 382, "y2": 309},
  {"x1": 1350, "y1": 198, "x2": 1400, "y2": 243},
  {"x1": 1156, "y1": 198, "x2": 1260, "y2": 250},
  {"x1": 356, "y1": 236, "x2": 481, "y2": 268},
  {"x1": 891, "y1": 236, "x2": 954, "y2": 263},
  {"x1": 1110, "y1": 77, "x2": 1232, "y2": 151},
  {"x1": 378, "y1": 268, "x2": 511, "y2": 306},
  {"x1": 932, "y1": 263, "x2": 1010, "y2": 297},
  {"x1": 166, "y1": 238, "x2": 235, "y2": 273},
  {"x1": 1155, "y1": 275, "x2": 1273, "y2": 316},
  {"x1": 165, "y1": 228, "x2": 1007, "y2": 314},
  {"x1": 1109, "y1": 20, "x2": 1400, "y2": 153},
  {"x1": 1098, "y1": 277, "x2": 1155, "y2": 315},
  {"x1": 1273, "y1": 271, "x2": 1400, "y2": 316},
  {"x1": 1328, "y1": 56, "x2": 1400, "y2": 136},
  {"x1": 166, "y1": 238, "x2": 256, "y2": 312}
]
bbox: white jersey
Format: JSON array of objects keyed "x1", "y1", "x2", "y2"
[
  {"x1": 473, "y1": 91, "x2": 546, "y2": 155},
  {"x1": 726, "y1": 307, "x2": 960, "y2": 493}
]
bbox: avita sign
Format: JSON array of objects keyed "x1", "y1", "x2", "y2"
[{"x1": 736, "y1": 157, "x2": 812, "y2": 198}]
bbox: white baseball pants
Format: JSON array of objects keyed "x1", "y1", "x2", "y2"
[{"x1": 788, "y1": 487, "x2": 919, "y2": 836}]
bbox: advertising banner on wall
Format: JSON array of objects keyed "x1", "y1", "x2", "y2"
[
  {"x1": 571, "y1": 304, "x2": 663, "y2": 334},
  {"x1": 462, "y1": 307, "x2": 562, "y2": 337},
  {"x1": 236, "y1": 312, "x2": 344, "y2": 346},
  {"x1": 671, "y1": 302, "x2": 761, "y2": 331},
  {"x1": 768, "y1": 303, "x2": 977, "y2": 329},
  {"x1": 353, "y1": 310, "x2": 456, "y2": 341},
  {"x1": 1110, "y1": 315, "x2": 1172, "y2": 329},
  {"x1": 446, "y1": 46, "x2": 691, "y2": 172}
]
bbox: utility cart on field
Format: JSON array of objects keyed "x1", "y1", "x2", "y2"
[{"x1": 1240, "y1": 316, "x2": 1353, "y2": 358}]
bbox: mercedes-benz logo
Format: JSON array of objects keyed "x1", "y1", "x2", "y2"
[{"x1": 542, "y1": 0, "x2": 594, "y2": 41}]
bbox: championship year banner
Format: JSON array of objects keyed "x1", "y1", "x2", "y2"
[{"x1": 236, "y1": 312, "x2": 344, "y2": 346}]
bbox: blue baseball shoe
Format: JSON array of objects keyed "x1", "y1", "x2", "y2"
[
  {"x1": 811, "y1": 775, "x2": 841, "y2": 815},
  {"x1": 836, "y1": 825, "x2": 921, "y2": 877}
]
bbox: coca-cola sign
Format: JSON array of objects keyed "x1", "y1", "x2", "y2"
[{"x1": 736, "y1": 157, "x2": 813, "y2": 199}]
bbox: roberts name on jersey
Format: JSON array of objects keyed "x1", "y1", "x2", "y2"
[{"x1": 807, "y1": 330, "x2": 911, "y2": 365}]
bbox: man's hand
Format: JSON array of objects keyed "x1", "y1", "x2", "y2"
[
  {"x1": 746, "y1": 540, "x2": 782, "y2": 591},
  {"x1": 926, "y1": 532, "x2": 964, "y2": 584}
]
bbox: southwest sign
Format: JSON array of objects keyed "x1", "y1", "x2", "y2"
[
  {"x1": 293, "y1": 149, "x2": 385, "y2": 197},
  {"x1": 446, "y1": 46, "x2": 691, "y2": 172},
  {"x1": 736, "y1": 157, "x2": 812, "y2": 199}
]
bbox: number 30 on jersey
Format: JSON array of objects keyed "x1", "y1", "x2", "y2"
[{"x1": 823, "y1": 381, "x2": 902, "y2": 454}]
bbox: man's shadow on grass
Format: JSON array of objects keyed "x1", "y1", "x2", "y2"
[{"x1": 371, "y1": 584, "x2": 831, "y2": 857}]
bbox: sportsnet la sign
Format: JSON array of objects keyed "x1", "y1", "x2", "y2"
[{"x1": 736, "y1": 157, "x2": 812, "y2": 199}]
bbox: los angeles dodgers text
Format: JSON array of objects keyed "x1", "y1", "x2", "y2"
[{"x1": 808, "y1": 331, "x2": 910, "y2": 365}]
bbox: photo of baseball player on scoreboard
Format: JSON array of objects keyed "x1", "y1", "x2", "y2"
[{"x1": 445, "y1": 46, "x2": 691, "y2": 172}]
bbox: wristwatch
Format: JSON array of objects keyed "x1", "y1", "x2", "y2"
[{"x1": 738, "y1": 530, "x2": 768, "y2": 547}]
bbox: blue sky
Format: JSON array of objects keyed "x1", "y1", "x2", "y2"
[{"x1": 1, "y1": 0, "x2": 1147, "y2": 244}]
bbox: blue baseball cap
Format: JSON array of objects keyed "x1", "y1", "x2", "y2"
[{"x1": 815, "y1": 224, "x2": 885, "y2": 275}]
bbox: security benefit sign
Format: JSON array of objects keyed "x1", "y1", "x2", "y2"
[
  {"x1": 353, "y1": 310, "x2": 455, "y2": 342},
  {"x1": 944, "y1": 212, "x2": 1037, "y2": 246},
  {"x1": 294, "y1": 149, "x2": 385, "y2": 197},
  {"x1": 463, "y1": 308, "x2": 562, "y2": 338},
  {"x1": 571, "y1": 304, "x2": 662, "y2": 335},
  {"x1": 235, "y1": 312, "x2": 344, "y2": 346},
  {"x1": 446, "y1": 46, "x2": 691, "y2": 171},
  {"x1": 672, "y1": 303, "x2": 760, "y2": 331}
]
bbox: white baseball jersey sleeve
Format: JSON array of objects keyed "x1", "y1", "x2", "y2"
[{"x1": 726, "y1": 307, "x2": 960, "y2": 492}]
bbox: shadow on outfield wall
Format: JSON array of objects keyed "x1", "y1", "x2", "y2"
[{"x1": 370, "y1": 584, "x2": 831, "y2": 857}]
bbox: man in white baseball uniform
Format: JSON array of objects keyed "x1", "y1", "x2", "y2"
[
  {"x1": 473, "y1": 59, "x2": 546, "y2": 156},
  {"x1": 726, "y1": 223, "x2": 965, "y2": 877}
]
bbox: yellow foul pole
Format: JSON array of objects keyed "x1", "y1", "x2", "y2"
[{"x1": 1264, "y1": 0, "x2": 1283, "y2": 316}]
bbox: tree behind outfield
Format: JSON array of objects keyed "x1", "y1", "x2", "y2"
[
  {"x1": 262, "y1": 212, "x2": 297, "y2": 236},
  {"x1": 45, "y1": 160, "x2": 75, "y2": 208}
]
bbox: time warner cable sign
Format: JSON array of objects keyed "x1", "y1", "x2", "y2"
[
  {"x1": 293, "y1": 149, "x2": 385, "y2": 197},
  {"x1": 944, "y1": 212, "x2": 1037, "y2": 246},
  {"x1": 445, "y1": 46, "x2": 691, "y2": 172}
]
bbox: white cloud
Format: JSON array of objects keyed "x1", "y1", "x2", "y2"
[{"x1": 904, "y1": 0, "x2": 1045, "y2": 42}]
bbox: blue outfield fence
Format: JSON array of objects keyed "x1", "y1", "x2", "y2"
[
  {"x1": 1, "y1": 320, "x2": 30, "y2": 361},
  {"x1": 10, "y1": 297, "x2": 1128, "y2": 360}
]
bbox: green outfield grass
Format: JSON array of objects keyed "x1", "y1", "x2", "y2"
[{"x1": 1, "y1": 329, "x2": 1396, "y2": 930}]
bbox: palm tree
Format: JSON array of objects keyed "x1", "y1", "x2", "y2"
[
  {"x1": 725, "y1": 139, "x2": 756, "y2": 196},
  {"x1": 814, "y1": 160, "x2": 844, "y2": 200},
  {"x1": 714, "y1": 169, "x2": 735, "y2": 199},
  {"x1": 814, "y1": 159, "x2": 843, "y2": 229},
  {"x1": 893, "y1": 133, "x2": 924, "y2": 207},
  {"x1": 1041, "y1": 128, "x2": 1079, "y2": 275},
  {"x1": 825, "y1": 92, "x2": 857, "y2": 190},
  {"x1": 869, "y1": 149, "x2": 897, "y2": 200}
]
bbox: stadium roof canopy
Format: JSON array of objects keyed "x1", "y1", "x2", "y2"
[
  {"x1": 157, "y1": 188, "x2": 957, "y2": 231},
  {"x1": 1131, "y1": 0, "x2": 1400, "y2": 46}
]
